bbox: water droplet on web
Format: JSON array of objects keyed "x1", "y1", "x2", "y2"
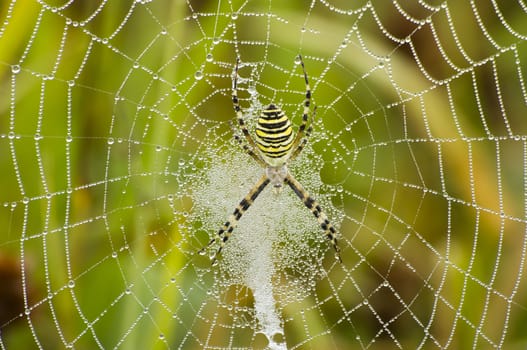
[
  {"x1": 11, "y1": 65, "x2": 21, "y2": 74},
  {"x1": 65, "y1": 135, "x2": 73, "y2": 143},
  {"x1": 107, "y1": 137, "x2": 114, "y2": 145},
  {"x1": 272, "y1": 332, "x2": 285, "y2": 344},
  {"x1": 294, "y1": 56, "x2": 302, "y2": 65},
  {"x1": 68, "y1": 280, "x2": 75, "y2": 288},
  {"x1": 206, "y1": 53, "x2": 213, "y2": 62},
  {"x1": 231, "y1": 13, "x2": 238, "y2": 20},
  {"x1": 195, "y1": 70, "x2": 203, "y2": 80}
]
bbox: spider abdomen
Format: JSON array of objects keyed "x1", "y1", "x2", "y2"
[{"x1": 255, "y1": 104, "x2": 295, "y2": 164}]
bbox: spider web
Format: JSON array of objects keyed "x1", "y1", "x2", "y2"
[{"x1": 1, "y1": 0, "x2": 527, "y2": 348}]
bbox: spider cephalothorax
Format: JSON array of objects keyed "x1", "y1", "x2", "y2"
[{"x1": 201, "y1": 55, "x2": 342, "y2": 265}]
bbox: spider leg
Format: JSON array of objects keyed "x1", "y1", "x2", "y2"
[
  {"x1": 289, "y1": 106, "x2": 316, "y2": 162},
  {"x1": 285, "y1": 173, "x2": 342, "y2": 263},
  {"x1": 201, "y1": 174, "x2": 270, "y2": 264},
  {"x1": 232, "y1": 58, "x2": 266, "y2": 167},
  {"x1": 230, "y1": 121, "x2": 266, "y2": 166},
  {"x1": 289, "y1": 55, "x2": 313, "y2": 158}
]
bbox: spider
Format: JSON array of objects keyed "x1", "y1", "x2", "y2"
[{"x1": 201, "y1": 55, "x2": 342, "y2": 265}]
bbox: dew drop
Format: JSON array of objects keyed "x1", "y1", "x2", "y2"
[
  {"x1": 11, "y1": 65, "x2": 21, "y2": 74},
  {"x1": 107, "y1": 137, "x2": 115, "y2": 145},
  {"x1": 206, "y1": 53, "x2": 213, "y2": 62},
  {"x1": 195, "y1": 70, "x2": 203, "y2": 80}
]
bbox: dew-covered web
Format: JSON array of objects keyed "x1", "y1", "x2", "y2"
[{"x1": 1, "y1": 0, "x2": 527, "y2": 349}]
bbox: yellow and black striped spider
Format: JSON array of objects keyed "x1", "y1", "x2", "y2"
[{"x1": 202, "y1": 55, "x2": 342, "y2": 265}]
